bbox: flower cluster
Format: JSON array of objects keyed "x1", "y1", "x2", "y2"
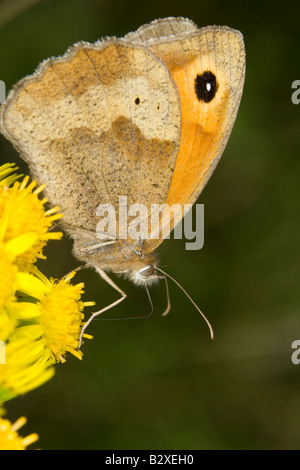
[{"x1": 0, "y1": 163, "x2": 94, "y2": 449}]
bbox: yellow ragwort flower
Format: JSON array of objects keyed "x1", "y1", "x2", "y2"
[
  {"x1": 0, "y1": 163, "x2": 21, "y2": 187},
  {"x1": 0, "y1": 269, "x2": 93, "y2": 400},
  {"x1": 0, "y1": 219, "x2": 41, "y2": 345},
  {"x1": 0, "y1": 166, "x2": 63, "y2": 270},
  {"x1": 0, "y1": 335, "x2": 55, "y2": 401},
  {"x1": 15, "y1": 269, "x2": 94, "y2": 363},
  {"x1": 0, "y1": 244, "x2": 18, "y2": 310},
  {"x1": 0, "y1": 309, "x2": 17, "y2": 344},
  {"x1": 0, "y1": 212, "x2": 41, "y2": 340},
  {"x1": 0, "y1": 163, "x2": 94, "y2": 402},
  {"x1": 0, "y1": 415, "x2": 38, "y2": 450},
  {"x1": 0, "y1": 229, "x2": 39, "y2": 308}
]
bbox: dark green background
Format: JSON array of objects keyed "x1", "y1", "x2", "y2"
[{"x1": 1, "y1": 0, "x2": 300, "y2": 450}]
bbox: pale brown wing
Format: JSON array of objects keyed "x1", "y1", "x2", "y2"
[
  {"x1": 0, "y1": 40, "x2": 181, "y2": 242},
  {"x1": 125, "y1": 17, "x2": 245, "y2": 252}
]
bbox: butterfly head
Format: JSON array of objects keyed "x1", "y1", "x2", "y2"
[{"x1": 127, "y1": 263, "x2": 160, "y2": 287}]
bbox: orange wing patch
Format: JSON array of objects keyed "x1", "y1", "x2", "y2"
[{"x1": 149, "y1": 28, "x2": 245, "y2": 209}]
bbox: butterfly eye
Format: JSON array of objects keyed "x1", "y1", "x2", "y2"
[
  {"x1": 140, "y1": 265, "x2": 154, "y2": 277},
  {"x1": 194, "y1": 71, "x2": 218, "y2": 103}
]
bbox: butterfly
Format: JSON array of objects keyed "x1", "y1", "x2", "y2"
[{"x1": 0, "y1": 17, "x2": 245, "y2": 345}]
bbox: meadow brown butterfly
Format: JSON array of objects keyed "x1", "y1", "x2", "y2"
[{"x1": 0, "y1": 17, "x2": 245, "y2": 345}]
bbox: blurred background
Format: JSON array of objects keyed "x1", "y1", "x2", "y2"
[{"x1": 0, "y1": 0, "x2": 300, "y2": 450}]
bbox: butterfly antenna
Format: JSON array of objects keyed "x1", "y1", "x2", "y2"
[
  {"x1": 161, "y1": 274, "x2": 171, "y2": 317},
  {"x1": 154, "y1": 266, "x2": 214, "y2": 340}
]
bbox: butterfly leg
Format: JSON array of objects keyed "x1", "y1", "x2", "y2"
[{"x1": 78, "y1": 266, "x2": 127, "y2": 348}]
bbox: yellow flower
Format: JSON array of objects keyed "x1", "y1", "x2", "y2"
[
  {"x1": 0, "y1": 163, "x2": 21, "y2": 187},
  {"x1": 37, "y1": 272, "x2": 90, "y2": 362},
  {"x1": 0, "y1": 334, "x2": 55, "y2": 401},
  {"x1": 0, "y1": 169, "x2": 63, "y2": 270},
  {"x1": 0, "y1": 224, "x2": 38, "y2": 310},
  {"x1": 0, "y1": 308, "x2": 17, "y2": 343},
  {"x1": 15, "y1": 269, "x2": 94, "y2": 363},
  {"x1": 0, "y1": 163, "x2": 94, "y2": 402},
  {"x1": 0, "y1": 268, "x2": 94, "y2": 401},
  {"x1": 0, "y1": 245, "x2": 18, "y2": 310},
  {"x1": 0, "y1": 415, "x2": 38, "y2": 450},
  {"x1": 0, "y1": 268, "x2": 93, "y2": 400}
]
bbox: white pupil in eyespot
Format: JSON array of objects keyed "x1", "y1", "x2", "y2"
[{"x1": 206, "y1": 82, "x2": 212, "y2": 91}]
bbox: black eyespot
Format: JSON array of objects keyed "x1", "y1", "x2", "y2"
[
  {"x1": 135, "y1": 97, "x2": 140, "y2": 105},
  {"x1": 195, "y1": 71, "x2": 218, "y2": 103}
]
